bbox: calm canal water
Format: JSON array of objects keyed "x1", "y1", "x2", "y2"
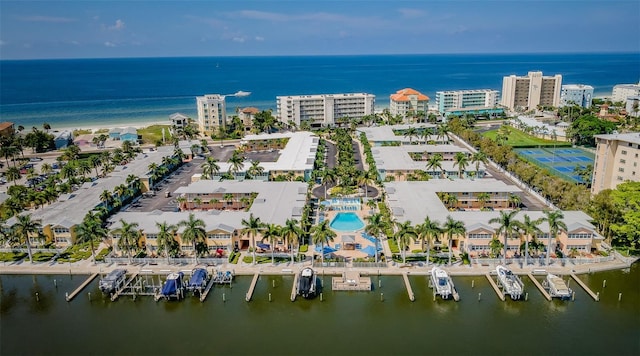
[{"x1": 1, "y1": 263, "x2": 639, "y2": 356}]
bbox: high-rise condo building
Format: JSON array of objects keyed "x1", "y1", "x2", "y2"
[
  {"x1": 276, "y1": 93, "x2": 375, "y2": 128},
  {"x1": 612, "y1": 83, "x2": 640, "y2": 103},
  {"x1": 196, "y1": 94, "x2": 227, "y2": 135},
  {"x1": 435, "y1": 89, "x2": 499, "y2": 114},
  {"x1": 389, "y1": 88, "x2": 430, "y2": 117},
  {"x1": 591, "y1": 132, "x2": 640, "y2": 195},
  {"x1": 501, "y1": 71, "x2": 562, "y2": 111},
  {"x1": 560, "y1": 84, "x2": 594, "y2": 108}
]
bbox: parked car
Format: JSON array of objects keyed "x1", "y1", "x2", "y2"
[{"x1": 29, "y1": 157, "x2": 43, "y2": 162}]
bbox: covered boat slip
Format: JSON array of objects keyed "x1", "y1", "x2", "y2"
[
  {"x1": 296, "y1": 268, "x2": 317, "y2": 299},
  {"x1": 156, "y1": 272, "x2": 185, "y2": 301}
]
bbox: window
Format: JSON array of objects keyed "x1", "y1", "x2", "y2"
[
  {"x1": 619, "y1": 168, "x2": 625, "y2": 172},
  {"x1": 568, "y1": 233, "x2": 592, "y2": 239},
  {"x1": 468, "y1": 233, "x2": 492, "y2": 239},
  {"x1": 620, "y1": 159, "x2": 626, "y2": 164},
  {"x1": 617, "y1": 176, "x2": 624, "y2": 181},
  {"x1": 146, "y1": 234, "x2": 157, "y2": 240},
  {"x1": 621, "y1": 150, "x2": 627, "y2": 155}
]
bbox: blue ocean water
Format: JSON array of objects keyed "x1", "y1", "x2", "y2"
[{"x1": 1, "y1": 53, "x2": 639, "y2": 129}]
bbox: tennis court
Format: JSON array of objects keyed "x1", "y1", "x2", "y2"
[{"x1": 515, "y1": 147, "x2": 595, "y2": 183}]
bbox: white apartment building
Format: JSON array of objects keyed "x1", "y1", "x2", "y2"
[
  {"x1": 560, "y1": 84, "x2": 594, "y2": 108},
  {"x1": 276, "y1": 93, "x2": 375, "y2": 127},
  {"x1": 196, "y1": 94, "x2": 227, "y2": 135},
  {"x1": 435, "y1": 89, "x2": 499, "y2": 114},
  {"x1": 501, "y1": 71, "x2": 562, "y2": 111},
  {"x1": 626, "y1": 96, "x2": 640, "y2": 118},
  {"x1": 592, "y1": 132, "x2": 640, "y2": 195},
  {"x1": 389, "y1": 88, "x2": 430, "y2": 117},
  {"x1": 612, "y1": 83, "x2": 640, "y2": 103}
]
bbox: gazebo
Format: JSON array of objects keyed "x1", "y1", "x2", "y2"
[{"x1": 341, "y1": 235, "x2": 357, "y2": 250}]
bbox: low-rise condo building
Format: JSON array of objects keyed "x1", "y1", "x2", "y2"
[
  {"x1": 612, "y1": 83, "x2": 640, "y2": 103},
  {"x1": 276, "y1": 93, "x2": 375, "y2": 128},
  {"x1": 435, "y1": 89, "x2": 501, "y2": 116},
  {"x1": 501, "y1": 71, "x2": 562, "y2": 111},
  {"x1": 196, "y1": 94, "x2": 227, "y2": 135},
  {"x1": 625, "y1": 96, "x2": 640, "y2": 117},
  {"x1": 591, "y1": 132, "x2": 640, "y2": 194},
  {"x1": 357, "y1": 124, "x2": 443, "y2": 146},
  {"x1": 560, "y1": 84, "x2": 594, "y2": 108},
  {"x1": 389, "y1": 88, "x2": 430, "y2": 118}
]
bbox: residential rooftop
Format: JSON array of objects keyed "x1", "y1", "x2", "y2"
[
  {"x1": 595, "y1": 132, "x2": 640, "y2": 145},
  {"x1": 358, "y1": 123, "x2": 436, "y2": 143}
]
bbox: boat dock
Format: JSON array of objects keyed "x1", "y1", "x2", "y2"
[
  {"x1": 485, "y1": 273, "x2": 505, "y2": 301},
  {"x1": 65, "y1": 273, "x2": 99, "y2": 302},
  {"x1": 199, "y1": 273, "x2": 217, "y2": 302},
  {"x1": 245, "y1": 272, "x2": 260, "y2": 301},
  {"x1": 290, "y1": 270, "x2": 299, "y2": 302},
  {"x1": 332, "y1": 271, "x2": 372, "y2": 291},
  {"x1": 111, "y1": 272, "x2": 138, "y2": 301},
  {"x1": 527, "y1": 273, "x2": 552, "y2": 301},
  {"x1": 570, "y1": 273, "x2": 599, "y2": 301},
  {"x1": 402, "y1": 273, "x2": 415, "y2": 301}
]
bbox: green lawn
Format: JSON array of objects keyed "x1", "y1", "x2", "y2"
[
  {"x1": 138, "y1": 125, "x2": 171, "y2": 145},
  {"x1": 483, "y1": 127, "x2": 568, "y2": 147}
]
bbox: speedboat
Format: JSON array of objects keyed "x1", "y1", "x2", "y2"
[
  {"x1": 187, "y1": 268, "x2": 209, "y2": 295},
  {"x1": 297, "y1": 267, "x2": 317, "y2": 299},
  {"x1": 430, "y1": 267, "x2": 453, "y2": 299},
  {"x1": 99, "y1": 269, "x2": 127, "y2": 295},
  {"x1": 496, "y1": 265, "x2": 524, "y2": 300},
  {"x1": 160, "y1": 272, "x2": 185, "y2": 300},
  {"x1": 546, "y1": 273, "x2": 572, "y2": 300}
]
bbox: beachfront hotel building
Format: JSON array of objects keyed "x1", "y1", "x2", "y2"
[
  {"x1": 386, "y1": 181, "x2": 603, "y2": 256},
  {"x1": 611, "y1": 83, "x2": 640, "y2": 103},
  {"x1": 560, "y1": 84, "x2": 594, "y2": 108},
  {"x1": 501, "y1": 71, "x2": 562, "y2": 111},
  {"x1": 591, "y1": 132, "x2": 640, "y2": 195},
  {"x1": 389, "y1": 88, "x2": 429, "y2": 118},
  {"x1": 435, "y1": 89, "x2": 500, "y2": 115},
  {"x1": 196, "y1": 94, "x2": 227, "y2": 135},
  {"x1": 275, "y1": 93, "x2": 375, "y2": 128},
  {"x1": 110, "y1": 181, "x2": 307, "y2": 252}
]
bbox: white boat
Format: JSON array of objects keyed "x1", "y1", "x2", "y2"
[
  {"x1": 99, "y1": 269, "x2": 127, "y2": 295},
  {"x1": 496, "y1": 265, "x2": 524, "y2": 300},
  {"x1": 546, "y1": 273, "x2": 572, "y2": 299},
  {"x1": 297, "y1": 267, "x2": 317, "y2": 299},
  {"x1": 430, "y1": 267, "x2": 453, "y2": 300}
]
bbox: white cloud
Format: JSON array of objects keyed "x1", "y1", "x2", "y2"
[
  {"x1": 17, "y1": 15, "x2": 76, "y2": 23},
  {"x1": 397, "y1": 8, "x2": 425, "y2": 19},
  {"x1": 108, "y1": 19, "x2": 126, "y2": 31},
  {"x1": 104, "y1": 41, "x2": 116, "y2": 47},
  {"x1": 232, "y1": 36, "x2": 246, "y2": 43},
  {"x1": 255, "y1": 36, "x2": 264, "y2": 41}
]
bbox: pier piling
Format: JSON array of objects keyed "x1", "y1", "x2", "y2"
[
  {"x1": 380, "y1": 292, "x2": 384, "y2": 302},
  {"x1": 478, "y1": 292, "x2": 481, "y2": 301},
  {"x1": 618, "y1": 293, "x2": 622, "y2": 301}
]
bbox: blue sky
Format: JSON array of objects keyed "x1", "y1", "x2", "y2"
[{"x1": 1, "y1": 0, "x2": 639, "y2": 59}]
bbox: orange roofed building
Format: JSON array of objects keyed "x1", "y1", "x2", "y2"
[
  {"x1": 238, "y1": 107, "x2": 260, "y2": 132},
  {"x1": 390, "y1": 88, "x2": 430, "y2": 118}
]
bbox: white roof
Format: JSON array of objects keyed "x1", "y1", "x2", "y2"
[
  {"x1": 372, "y1": 145, "x2": 474, "y2": 171},
  {"x1": 357, "y1": 123, "x2": 436, "y2": 142},
  {"x1": 595, "y1": 132, "x2": 640, "y2": 145}
]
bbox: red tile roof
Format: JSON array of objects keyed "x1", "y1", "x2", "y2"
[
  {"x1": 241, "y1": 107, "x2": 260, "y2": 114},
  {"x1": 390, "y1": 88, "x2": 429, "y2": 102}
]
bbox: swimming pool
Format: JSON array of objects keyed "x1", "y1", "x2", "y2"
[{"x1": 330, "y1": 212, "x2": 365, "y2": 232}]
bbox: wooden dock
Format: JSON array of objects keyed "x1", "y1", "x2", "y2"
[
  {"x1": 485, "y1": 273, "x2": 505, "y2": 301},
  {"x1": 570, "y1": 273, "x2": 599, "y2": 301},
  {"x1": 527, "y1": 273, "x2": 552, "y2": 301},
  {"x1": 402, "y1": 273, "x2": 415, "y2": 301},
  {"x1": 332, "y1": 271, "x2": 372, "y2": 291},
  {"x1": 111, "y1": 272, "x2": 138, "y2": 301},
  {"x1": 245, "y1": 272, "x2": 260, "y2": 302},
  {"x1": 290, "y1": 271, "x2": 299, "y2": 302},
  {"x1": 199, "y1": 274, "x2": 216, "y2": 302},
  {"x1": 66, "y1": 273, "x2": 99, "y2": 302}
]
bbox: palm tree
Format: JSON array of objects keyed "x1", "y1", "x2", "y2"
[
  {"x1": 508, "y1": 194, "x2": 522, "y2": 209},
  {"x1": 74, "y1": 212, "x2": 107, "y2": 263},
  {"x1": 394, "y1": 221, "x2": 417, "y2": 264},
  {"x1": 281, "y1": 218, "x2": 303, "y2": 264},
  {"x1": 156, "y1": 221, "x2": 177, "y2": 263},
  {"x1": 453, "y1": 152, "x2": 469, "y2": 178},
  {"x1": 11, "y1": 214, "x2": 42, "y2": 263},
  {"x1": 443, "y1": 216, "x2": 466, "y2": 265},
  {"x1": 100, "y1": 190, "x2": 114, "y2": 210},
  {"x1": 321, "y1": 169, "x2": 337, "y2": 199},
  {"x1": 201, "y1": 157, "x2": 220, "y2": 180},
  {"x1": 520, "y1": 214, "x2": 543, "y2": 266},
  {"x1": 178, "y1": 213, "x2": 207, "y2": 263},
  {"x1": 542, "y1": 210, "x2": 567, "y2": 265},
  {"x1": 403, "y1": 126, "x2": 418, "y2": 145},
  {"x1": 426, "y1": 153, "x2": 443, "y2": 179},
  {"x1": 470, "y1": 151, "x2": 488, "y2": 178},
  {"x1": 111, "y1": 219, "x2": 140, "y2": 262},
  {"x1": 364, "y1": 213, "x2": 388, "y2": 263},
  {"x1": 436, "y1": 123, "x2": 450, "y2": 143},
  {"x1": 417, "y1": 216, "x2": 441, "y2": 265},
  {"x1": 241, "y1": 213, "x2": 264, "y2": 265},
  {"x1": 357, "y1": 170, "x2": 375, "y2": 198},
  {"x1": 476, "y1": 192, "x2": 491, "y2": 210},
  {"x1": 227, "y1": 150, "x2": 245, "y2": 176},
  {"x1": 488, "y1": 210, "x2": 523, "y2": 264},
  {"x1": 262, "y1": 223, "x2": 282, "y2": 265},
  {"x1": 247, "y1": 160, "x2": 265, "y2": 179},
  {"x1": 310, "y1": 220, "x2": 336, "y2": 266}
]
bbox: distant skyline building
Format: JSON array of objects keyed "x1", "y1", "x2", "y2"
[
  {"x1": 501, "y1": 71, "x2": 562, "y2": 110},
  {"x1": 196, "y1": 94, "x2": 227, "y2": 135},
  {"x1": 276, "y1": 93, "x2": 375, "y2": 128},
  {"x1": 592, "y1": 132, "x2": 640, "y2": 195},
  {"x1": 560, "y1": 84, "x2": 594, "y2": 108},
  {"x1": 612, "y1": 83, "x2": 640, "y2": 103},
  {"x1": 435, "y1": 89, "x2": 499, "y2": 114},
  {"x1": 389, "y1": 88, "x2": 430, "y2": 118}
]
